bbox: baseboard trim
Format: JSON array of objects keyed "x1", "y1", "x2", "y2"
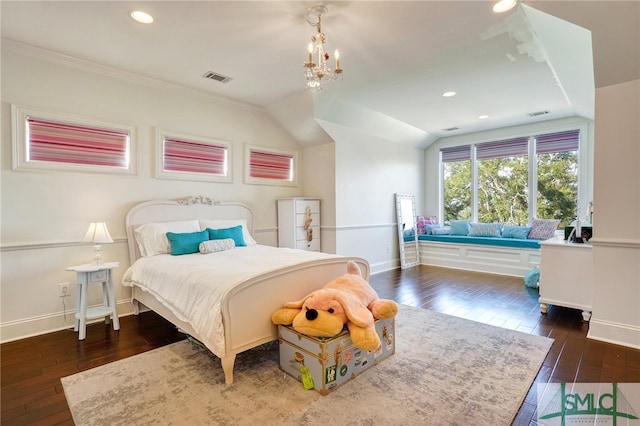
[
  {"x1": 369, "y1": 259, "x2": 400, "y2": 275},
  {"x1": 587, "y1": 318, "x2": 640, "y2": 350},
  {"x1": 0, "y1": 300, "x2": 134, "y2": 344}
]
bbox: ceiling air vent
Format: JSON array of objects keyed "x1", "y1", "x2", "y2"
[
  {"x1": 202, "y1": 71, "x2": 232, "y2": 84},
  {"x1": 527, "y1": 110, "x2": 549, "y2": 117},
  {"x1": 442, "y1": 127, "x2": 459, "y2": 132}
]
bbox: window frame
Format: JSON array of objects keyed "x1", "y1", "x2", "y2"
[
  {"x1": 438, "y1": 122, "x2": 589, "y2": 226},
  {"x1": 11, "y1": 104, "x2": 137, "y2": 175},
  {"x1": 244, "y1": 144, "x2": 298, "y2": 187},
  {"x1": 155, "y1": 128, "x2": 232, "y2": 183}
]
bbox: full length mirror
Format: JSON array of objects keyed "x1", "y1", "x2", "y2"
[{"x1": 395, "y1": 193, "x2": 419, "y2": 269}]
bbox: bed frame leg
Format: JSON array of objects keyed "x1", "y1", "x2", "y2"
[
  {"x1": 132, "y1": 299, "x2": 140, "y2": 315},
  {"x1": 221, "y1": 355, "x2": 236, "y2": 384}
]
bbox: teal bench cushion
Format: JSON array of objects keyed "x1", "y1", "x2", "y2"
[{"x1": 418, "y1": 234, "x2": 540, "y2": 249}]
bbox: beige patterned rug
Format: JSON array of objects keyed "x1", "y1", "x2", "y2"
[{"x1": 62, "y1": 305, "x2": 552, "y2": 425}]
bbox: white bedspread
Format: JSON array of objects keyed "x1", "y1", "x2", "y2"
[{"x1": 122, "y1": 245, "x2": 337, "y2": 355}]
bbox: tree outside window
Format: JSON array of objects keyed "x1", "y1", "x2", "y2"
[
  {"x1": 477, "y1": 156, "x2": 529, "y2": 224},
  {"x1": 536, "y1": 151, "x2": 578, "y2": 228},
  {"x1": 443, "y1": 160, "x2": 471, "y2": 223}
]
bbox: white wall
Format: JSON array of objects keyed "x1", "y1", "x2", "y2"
[
  {"x1": 589, "y1": 79, "x2": 640, "y2": 349},
  {"x1": 0, "y1": 48, "x2": 306, "y2": 341},
  {"x1": 319, "y1": 120, "x2": 424, "y2": 273},
  {"x1": 301, "y1": 142, "x2": 336, "y2": 253}
]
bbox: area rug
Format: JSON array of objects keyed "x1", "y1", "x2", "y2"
[{"x1": 62, "y1": 305, "x2": 552, "y2": 426}]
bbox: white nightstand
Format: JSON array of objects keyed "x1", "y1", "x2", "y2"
[{"x1": 65, "y1": 262, "x2": 120, "y2": 340}]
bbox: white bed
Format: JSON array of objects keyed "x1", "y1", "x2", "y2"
[{"x1": 123, "y1": 196, "x2": 369, "y2": 384}]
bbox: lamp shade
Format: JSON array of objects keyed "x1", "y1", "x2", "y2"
[{"x1": 82, "y1": 222, "x2": 114, "y2": 244}]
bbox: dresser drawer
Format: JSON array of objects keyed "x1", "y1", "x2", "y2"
[
  {"x1": 89, "y1": 270, "x2": 109, "y2": 282},
  {"x1": 295, "y1": 213, "x2": 319, "y2": 228},
  {"x1": 296, "y1": 238, "x2": 320, "y2": 251},
  {"x1": 296, "y1": 225, "x2": 319, "y2": 241},
  {"x1": 295, "y1": 200, "x2": 319, "y2": 214}
]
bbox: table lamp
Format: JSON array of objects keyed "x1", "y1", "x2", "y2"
[{"x1": 83, "y1": 222, "x2": 113, "y2": 265}]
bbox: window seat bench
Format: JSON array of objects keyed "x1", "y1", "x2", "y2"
[{"x1": 417, "y1": 235, "x2": 542, "y2": 277}]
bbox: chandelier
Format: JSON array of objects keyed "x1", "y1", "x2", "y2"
[{"x1": 303, "y1": 5, "x2": 343, "y2": 91}]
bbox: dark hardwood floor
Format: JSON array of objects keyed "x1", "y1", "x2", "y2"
[{"x1": 2, "y1": 265, "x2": 639, "y2": 425}]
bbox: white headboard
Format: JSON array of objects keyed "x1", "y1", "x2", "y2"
[{"x1": 125, "y1": 196, "x2": 254, "y2": 264}]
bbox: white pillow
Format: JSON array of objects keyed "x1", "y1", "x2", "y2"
[
  {"x1": 134, "y1": 220, "x2": 200, "y2": 257},
  {"x1": 199, "y1": 238, "x2": 235, "y2": 254},
  {"x1": 199, "y1": 219, "x2": 257, "y2": 245}
]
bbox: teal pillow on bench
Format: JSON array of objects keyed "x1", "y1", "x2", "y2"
[
  {"x1": 502, "y1": 225, "x2": 532, "y2": 239},
  {"x1": 432, "y1": 227, "x2": 451, "y2": 235},
  {"x1": 450, "y1": 220, "x2": 470, "y2": 235},
  {"x1": 166, "y1": 230, "x2": 209, "y2": 255}
]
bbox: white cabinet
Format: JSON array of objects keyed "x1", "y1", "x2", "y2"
[
  {"x1": 277, "y1": 198, "x2": 320, "y2": 251},
  {"x1": 539, "y1": 236, "x2": 593, "y2": 321}
]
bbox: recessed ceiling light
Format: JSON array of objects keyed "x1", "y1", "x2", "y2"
[
  {"x1": 493, "y1": 0, "x2": 517, "y2": 13},
  {"x1": 478, "y1": 115, "x2": 489, "y2": 120},
  {"x1": 131, "y1": 11, "x2": 154, "y2": 24},
  {"x1": 442, "y1": 91, "x2": 456, "y2": 98}
]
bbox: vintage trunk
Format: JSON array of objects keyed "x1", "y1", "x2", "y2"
[{"x1": 278, "y1": 318, "x2": 395, "y2": 395}]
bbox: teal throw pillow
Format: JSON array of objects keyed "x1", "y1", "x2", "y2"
[
  {"x1": 424, "y1": 224, "x2": 441, "y2": 235},
  {"x1": 450, "y1": 220, "x2": 470, "y2": 236},
  {"x1": 207, "y1": 225, "x2": 246, "y2": 247},
  {"x1": 432, "y1": 227, "x2": 451, "y2": 235},
  {"x1": 166, "y1": 230, "x2": 209, "y2": 256},
  {"x1": 502, "y1": 225, "x2": 532, "y2": 239}
]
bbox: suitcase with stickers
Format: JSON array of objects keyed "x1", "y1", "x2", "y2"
[{"x1": 277, "y1": 318, "x2": 395, "y2": 395}]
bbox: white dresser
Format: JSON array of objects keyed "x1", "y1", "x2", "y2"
[
  {"x1": 277, "y1": 197, "x2": 320, "y2": 251},
  {"x1": 539, "y1": 235, "x2": 593, "y2": 321}
]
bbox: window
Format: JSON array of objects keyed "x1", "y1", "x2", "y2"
[
  {"x1": 476, "y1": 137, "x2": 529, "y2": 224},
  {"x1": 12, "y1": 105, "x2": 136, "y2": 174},
  {"x1": 440, "y1": 129, "x2": 581, "y2": 228},
  {"x1": 244, "y1": 144, "x2": 298, "y2": 186},
  {"x1": 155, "y1": 129, "x2": 231, "y2": 182},
  {"x1": 441, "y1": 145, "x2": 471, "y2": 222},
  {"x1": 534, "y1": 130, "x2": 579, "y2": 227}
]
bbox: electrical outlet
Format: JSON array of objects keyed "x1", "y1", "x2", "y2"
[{"x1": 58, "y1": 283, "x2": 70, "y2": 298}]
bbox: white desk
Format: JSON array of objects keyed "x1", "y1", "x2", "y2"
[
  {"x1": 538, "y1": 236, "x2": 592, "y2": 321},
  {"x1": 65, "y1": 262, "x2": 120, "y2": 340}
]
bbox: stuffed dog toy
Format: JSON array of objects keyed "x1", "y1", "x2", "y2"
[{"x1": 271, "y1": 260, "x2": 398, "y2": 351}]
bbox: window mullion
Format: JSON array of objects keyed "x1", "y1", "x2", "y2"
[
  {"x1": 528, "y1": 136, "x2": 536, "y2": 225},
  {"x1": 471, "y1": 144, "x2": 478, "y2": 223}
]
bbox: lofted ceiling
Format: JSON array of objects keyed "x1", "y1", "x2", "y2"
[{"x1": 1, "y1": 1, "x2": 638, "y2": 148}]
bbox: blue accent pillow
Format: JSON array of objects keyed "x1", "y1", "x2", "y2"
[
  {"x1": 207, "y1": 225, "x2": 246, "y2": 247},
  {"x1": 166, "y1": 230, "x2": 209, "y2": 255},
  {"x1": 432, "y1": 227, "x2": 451, "y2": 235},
  {"x1": 424, "y1": 224, "x2": 441, "y2": 235},
  {"x1": 469, "y1": 222, "x2": 502, "y2": 238},
  {"x1": 450, "y1": 220, "x2": 470, "y2": 236},
  {"x1": 502, "y1": 225, "x2": 532, "y2": 239}
]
